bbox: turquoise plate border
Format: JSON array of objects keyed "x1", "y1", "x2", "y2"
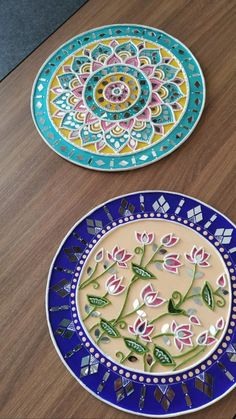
[{"x1": 31, "y1": 24, "x2": 206, "y2": 171}]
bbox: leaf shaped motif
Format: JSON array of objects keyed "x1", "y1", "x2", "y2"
[
  {"x1": 132, "y1": 263, "x2": 156, "y2": 279},
  {"x1": 202, "y1": 282, "x2": 215, "y2": 310},
  {"x1": 124, "y1": 338, "x2": 148, "y2": 354},
  {"x1": 87, "y1": 295, "x2": 110, "y2": 307},
  {"x1": 100, "y1": 319, "x2": 120, "y2": 338},
  {"x1": 153, "y1": 346, "x2": 176, "y2": 366}
]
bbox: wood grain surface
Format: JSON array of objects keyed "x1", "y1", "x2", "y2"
[{"x1": 0, "y1": 0, "x2": 235, "y2": 418}]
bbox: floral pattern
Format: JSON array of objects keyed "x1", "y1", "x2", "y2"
[
  {"x1": 78, "y1": 225, "x2": 229, "y2": 373},
  {"x1": 50, "y1": 38, "x2": 187, "y2": 154}
]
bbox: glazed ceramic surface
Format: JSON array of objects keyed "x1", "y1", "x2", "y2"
[
  {"x1": 46, "y1": 191, "x2": 236, "y2": 417},
  {"x1": 32, "y1": 25, "x2": 205, "y2": 171}
]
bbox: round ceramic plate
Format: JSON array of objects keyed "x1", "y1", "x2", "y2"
[
  {"x1": 46, "y1": 191, "x2": 236, "y2": 417},
  {"x1": 32, "y1": 25, "x2": 205, "y2": 171}
]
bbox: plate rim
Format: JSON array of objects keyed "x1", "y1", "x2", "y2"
[{"x1": 45, "y1": 190, "x2": 236, "y2": 417}]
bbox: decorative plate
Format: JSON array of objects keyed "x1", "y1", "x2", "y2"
[
  {"x1": 32, "y1": 25, "x2": 205, "y2": 171},
  {"x1": 46, "y1": 191, "x2": 236, "y2": 417}
]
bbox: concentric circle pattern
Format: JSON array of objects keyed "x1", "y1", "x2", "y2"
[
  {"x1": 32, "y1": 25, "x2": 205, "y2": 170},
  {"x1": 46, "y1": 192, "x2": 236, "y2": 416}
]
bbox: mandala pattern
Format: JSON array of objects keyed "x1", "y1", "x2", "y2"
[
  {"x1": 50, "y1": 40, "x2": 187, "y2": 153},
  {"x1": 32, "y1": 25, "x2": 205, "y2": 170}
]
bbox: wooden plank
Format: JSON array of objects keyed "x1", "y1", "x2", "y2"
[{"x1": 0, "y1": 0, "x2": 235, "y2": 418}]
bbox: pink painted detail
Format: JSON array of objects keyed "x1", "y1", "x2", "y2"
[
  {"x1": 128, "y1": 317, "x2": 154, "y2": 342},
  {"x1": 185, "y1": 246, "x2": 210, "y2": 267},
  {"x1": 140, "y1": 283, "x2": 166, "y2": 307},
  {"x1": 52, "y1": 87, "x2": 64, "y2": 94},
  {"x1": 119, "y1": 119, "x2": 135, "y2": 130},
  {"x1": 69, "y1": 130, "x2": 80, "y2": 139},
  {"x1": 149, "y1": 77, "x2": 163, "y2": 90},
  {"x1": 216, "y1": 274, "x2": 227, "y2": 287},
  {"x1": 189, "y1": 315, "x2": 201, "y2": 326},
  {"x1": 149, "y1": 92, "x2": 162, "y2": 107},
  {"x1": 125, "y1": 56, "x2": 139, "y2": 67},
  {"x1": 63, "y1": 65, "x2": 72, "y2": 73},
  {"x1": 74, "y1": 100, "x2": 87, "y2": 112},
  {"x1": 53, "y1": 110, "x2": 66, "y2": 118},
  {"x1": 78, "y1": 73, "x2": 90, "y2": 84},
  {"x1": 141, "y1": 65, "x2": 155, "y2": 77},
  {"x1": 107, "y1": 246, "x2": 133, "y2": 268},
  {"x1": 72, "y1": 85, "x2": 83, "y2": 98},
  {"x1": 96, "y1": 139, "x2": 106, "y2": 152},
  {"x1": 135, "y1": 231, "x2": 154, "y2": 245},
  {"x1": 161, "y1": 233, "x2": 179, "y2": 247},
  {"x1": 196, "y1": 331, "x2": 217, "y2": 346},
  {"x1": 109, "y1": 40, "x2": 119, "y2": 48},
  {"x1": 163, "y1": 254, "x2": 182, "y2": 274},
  {"x1": 85, "y1": 112, "x2": 99, "y2": 124},
  {"x1": 216, "y1": 317, "x2": 224, "y2": 330},
  {"x1": 136, "y1": 107, "x2": 151, "y2": 121},
  {"x1": 171, "y1": 321, "x2": 193, "y2": 351},
  {"x1": 106, "y1": 53, "x2": 122, "y2": 65},
  {"x1": 92, "y1": 61, "x2": 103, "y2": 71},
  {"x1": 101, "y1": 121, "x2": 116, "y2": 132},
  {"x1": 105, "y1": 274, "x2": 125, "y2": 295},
  {"x1": 127, "y1": 138, "x2": 137, "y2": 150}
]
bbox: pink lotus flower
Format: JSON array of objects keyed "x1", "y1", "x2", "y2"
[
  {"x1": 185, "y1": 246, "x2": 210, "y2": 267},
  {"x1": 135, "y1": 231, "x2": 154, "y2": 245},
  {"x1": 107, "y1": 246, "x2": 133, "y2": 268},
  {"x1": 171, "y1": 321, "x2": 193, "y2": 351},
  {"x1": 189, "y1": 315, "x2": 201, "y2": 326},
  {"x1": 161, "y1": 233, "x2": 179, "y2": 247},
  {"x1": 128, "y1": 317, "x2": 154, "y2": 342},
  {"x1": 216, "y1": 317, "x2": 224, "y2": 330},
  {"x1": 140, "y1": 283, "x2": 166, "y2": 307},
  {"x1": 105, "y1": 274, "x2": 125, "y2": 295},
  {"x1": 94, "y1": 248, "x2": 104, "y2": 262},
  {"x1": 196, "y1": 331, "x2": 216, "y2": 346},
  {"x1": 216, "y1": 274, "x2": 227, "y2": 287},
  {"x1": 163, "y1": 254, "x2": 182, "y2": 274}
]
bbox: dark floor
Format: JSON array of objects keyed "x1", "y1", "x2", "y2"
[{"x1": 0, "y1": 0, "x2": 88, "y2": 80}]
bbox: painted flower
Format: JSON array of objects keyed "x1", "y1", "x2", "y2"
[
  {"x1": 51, "y1": 40, "x2": 185, "y2": 152},
  {"x1": 140, "y1": 283, "x2": 166, "y2": 307},
  {"x1": 128, "y1": 317, "x2": 154, "y2": 342},
  {"x1": 171, "y1": 320, "x2": 193, "y2": 351},
  {"x1": 196, "y1": 331, "x2": 216, "y2": 346},
  {"x1": 185, "y1": 246, "x2": 210, "y2": 267},
  {"x1": 135, "y1": 231, "x2": 154, "y2": 245},
  {"x1": 107, "y1": 245, "x2": 133, "y2": 268},
  {"x1": 105, "y1": 274, "x2": 125, "y2": 295},
  {"x1": 94, "y1": 248, "x2": 104, "y2": 262},
  {"x1": 163, "y1": 253, "x2": 182, "y2": 274},
  {"x1": 161, "y1": 233, "x2": 179, "y2": 247},
  {"x1": 216, "y1": 274, "x2": 227, "y2": 287}
]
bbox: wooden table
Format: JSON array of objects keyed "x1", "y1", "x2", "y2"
[{"x1": 1, "y1": 0, "x2": 235, "y2": 418}]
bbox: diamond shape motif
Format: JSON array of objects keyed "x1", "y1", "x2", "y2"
[
  {"x1": 55, "y1": 319, "x2": 75, "y2": 339},
  {"x1": 226, "y1": 343, "x2": 236, "y2": 362},
  {"x1": 195, "y1": 373, "x2": 213, "y2": 398},
  {"x1": 86, "y1": 218, "x2": 103, "y2": 234},
  {"x1": 187, "y1": 205, "x2": 203, "y2": 223},
  {"x1": 214, "y1": 228, "x2": 233, "y2": 244},
  {"x1": 152, "y1": 195, "x2": 170, "y2": 213},
  {"x1": 114, "y1": 377, "x2": 134, "y2": 402},
  {"x1": 80, "y1": 355, "x2": 99, "y2": 378},
  {"x1": 51, "y1": 279, "x2": 71, "y2": 297},
  {"x1": 119, "y1": 198, "x2": 135, "y2": 216},
  {"x1": 154, "y1": 385, "x2": 175, "y2": 411}
]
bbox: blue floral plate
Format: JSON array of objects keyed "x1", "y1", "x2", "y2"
[
  {"x1": 46, "y1": 191, "x2": 236, "y2": 416},
  {"x1": 32, "y1": 25, "x2": 205, "y2": 171}
]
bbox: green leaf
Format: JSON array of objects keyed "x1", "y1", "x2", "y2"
[
  {"x1": 100, "y1": 319, "x2": 120, "y2": 338},
  {"x1": 124, "y1": 338, "x2": 149, "y2": 355},
  {"x1": 132, "y1": 263, "x2": 156, "y2": 279},
  {"x1": 168, "y1": 298, "x2": 184, "y2": 314},
  {"x1": 153, "y1": 345, "x2": 175, "y2": 366},
  {"x1": 87, "y1": 295, "x2": 110, "y2": 307},
  {"x1": 202, "y1": 281, "x2": 215, "y2": 310}
]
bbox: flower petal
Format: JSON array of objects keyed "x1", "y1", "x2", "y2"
[
  {"x1": 149, "y1": 92, "x2": 162, "y2": 107},
  {"x1": 106, "y1": 53, "x2": 122, "y2": 65},
  {"x1": 189, "y1": 315, "x2": 201, "y2": 326},
  {"x1": 141, "y1": 284, "x2": 153, "y2": 300},
  {"x1": 125, "y1": 56, "x2": 139, "y2": 67},
  {"x1": 217, "y1": 274, "x2": 227, "y2": 287},
  {"x1": 216, "y1": 317, "x2": 224, "y2": 330}
]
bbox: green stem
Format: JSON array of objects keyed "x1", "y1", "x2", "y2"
[
  {"x1": 181, "y1": 263, "x2": 197, "y2": 304},
  {"x1": 172, "y1": 345, "x2": 200, "y2": 359},
  {"x1": 184, "y1": 293, "x2": 201, "y2": 301},
  {"x1": 121, "y1": 351, "x2": 133, "y2": 364},
  {"x1": 173, "y1": 347, "x2": 205, "y2": 371},
  {"x1": 119, "y1": 303, "x2": 145, "y2": 321},
  {"x1": 79, "y1": 262, "x2": 116, "y2": 290},
  {"x1": 149, "y1": 305, "x2": 169, "y2": 325},
  {"x1": 139, "y1": 244, "x2": 146, "y2": 266},
  {"x1": 88, "y1": 322, "x2": 99, "y2": 333},
  {"x1": 146, "y1": 244, "x2": 163, "y2": 266},
  {"x1": 150, "y1": 360, "x2": 158, "y2": 372}
]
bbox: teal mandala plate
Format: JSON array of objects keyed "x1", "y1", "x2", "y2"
[{"x1": 32, "y1": 25, "x2": 205, "y2": 171}]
